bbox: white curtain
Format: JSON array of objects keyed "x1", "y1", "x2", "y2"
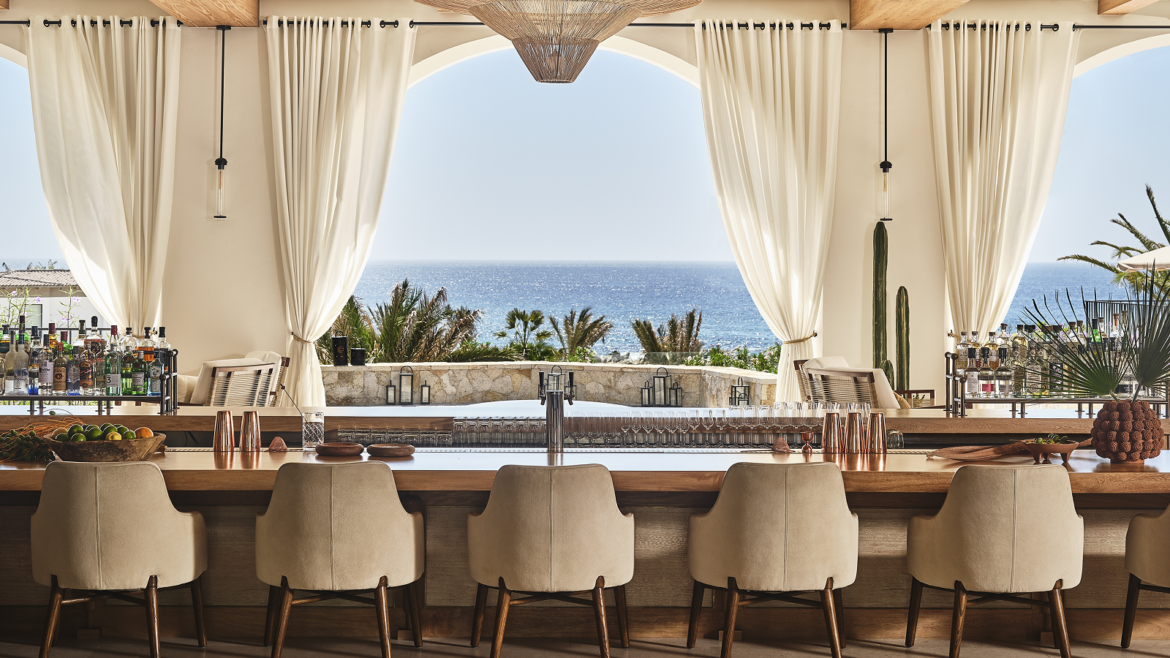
[
  {"x1": 926, "y1": 20, "x2": 1080, "y2": 337},
  {"x1": 266, "y1": 17, "x2": 416, "y2": 407},
  {"x1": 26, "y1": 16, "x2": 181, "y2": 331},
  {"x1": 696, "y1": 20, "x2": 843, "y2": 402}
]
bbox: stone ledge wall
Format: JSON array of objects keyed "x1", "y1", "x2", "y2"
[{"x1": 321, "y1": 361, "x2": 777, "y2": 407}]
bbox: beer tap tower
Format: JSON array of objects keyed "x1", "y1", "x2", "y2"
[{"x1": 538, "y1": 365, "x2": 576, "y2": 454}]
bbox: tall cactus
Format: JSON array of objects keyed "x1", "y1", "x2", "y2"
[
  {"x1": 896, "y1": 286, "x2": 910, "y2": 391},
  {"x1": 873, "y1": 222, "x2": 888, "y2": 371}
]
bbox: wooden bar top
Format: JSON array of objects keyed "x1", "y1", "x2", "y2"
[{"x1": 2, "y1": 448, "x2": 1169, "y2": 494}]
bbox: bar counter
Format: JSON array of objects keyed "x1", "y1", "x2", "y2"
[{"x1": 3, "y1": 432, "x2": 1170, "y2": 645}]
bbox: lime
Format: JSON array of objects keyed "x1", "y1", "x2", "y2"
[
  {"x1": 116, "y1": 425, "x2": 130, "y2": 435},
  {"x1": 86, "y1": 427, "x2": 103, "y2": 441},
  {"x1": 123, "y1": 430, "x2": 137, "y2": 441},
  {"x1": 68, "y1": 424, "x2": 83, "y2": 435},
  {"x1": 51, "y1": 428, "x2": 69, "y2": 440},
  {"x1": 72, "y1": 434, "x2": 86, "y2": 442},
  {"x1": 100, "y1": 423, "x2": 113, "y2": 432}
]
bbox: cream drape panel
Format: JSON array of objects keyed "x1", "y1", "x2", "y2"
[
  {"x1": 926, "y1": 20, "x2": 1080, "y2": 337},
  {"x1": 266, "y1": 18, "x2": 416, "y2": 407},
  {"x1": 26, "y1": 16, "x2": 181, "y2": 330},
  {"x1": 696, "y1": 20, "x2": 843, "y2": 402}
]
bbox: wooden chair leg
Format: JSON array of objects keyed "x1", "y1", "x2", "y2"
[
  {"x1": 408, "y1": 579, "x2": 424, "y2": 647},
  {"x1": 1051, "y1": 585, "x2": 1071, "y2": 658},
  {"x1": 374, "y1": 577, "x2": 392, "y2": 658},
  {"x1": 721, "y1": 578, "x2": 740, "y2": 658},
  {"x1": 686, "y1": 580, "x2": 704, "y2": 649},
  {"x1": 949, "y1": 581, "x2": 967, "y2": 658},
  {"x1": 906, "y1": 577, "x2": 924, "y2": 648},
  {"x1": 1123, "y1": 573, "x2": 1142, "y2": 649},
  {"x1": 490, "y1": 579, "x2": 511, "y2": 658},
  {"x1": 401, "y1": 582, "x2": 414, "y2": 631},
  {"x1": 1049, "y1": 591, "x2": 1065, "y2": 653},
  {"x1": 264, "y1": 585, "x2": 281, "y2": 647},
  {"x1": 190, "y1": 575, "x2": 207, "y2": 648},
  {"x1": 591, "y1": 577, "x2": 611, "y2": 658},
  {"x1": 615, "y1": 584, "x2": 630, "y2": 649},
  {"x1": 145, "y1": 576, "x2": 161, "y2": 658},
  {"x1": 471, "y1": 582, "x2": 489, "y2": 648},
  {"x1": 820, "y1": 579, "x2": 842, "y2": 658},
  {"x1": 271, "y1": 577, "x2": 294, "y2": 658},
  {"x1": 39, "y1": 575, "x2": 63, "y2": 658},
  {"x1": 833, "y1": 587, "x2": 847, "y2": 650}
]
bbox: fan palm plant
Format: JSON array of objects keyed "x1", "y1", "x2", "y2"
[
  {"x1": 550, "y1": 307, "x2": 613, "y2": 359},
  {"x1": 1060, "y1": 185, "x2": 1170, "y2": 294},
  {"x1": 494, "y1": 308, "x2": 555, "y2": 360},
  {"x1": 631, "y1": 309, "x2": 703, "y2": 363}
]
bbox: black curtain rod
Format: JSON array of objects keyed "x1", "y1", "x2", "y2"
[
  {"x1": 0, "y1": 19, "x2": 180, "y2": 27},
  {"x1": 262, "y1": 19, "x2": 400, "y2": 28},
  {"x1": 409, "y1": 20, "x2": 845, "y2": 29},
  {"x1": 929, "y1": 21, "x2": 1170, "y2": 32}
]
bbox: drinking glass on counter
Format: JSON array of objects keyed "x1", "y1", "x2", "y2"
[
  {"x1": 302, "y1": 412, "x2": 324, "y2": 452},
  {"x1": 887, "y1": 430, "x2": 905, "y2": 450}
]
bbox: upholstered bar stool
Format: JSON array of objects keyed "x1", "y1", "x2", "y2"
[
  {"x1": 688, "y1": 462, "x2": 858, "y2": 658},
  {"x1": 905, "y1": 465, "x2": 1084, "y2": 658},
  {"x1": 1121, "y1": 503, "x2": 1170, "y2": 647},
  {"x1": 31, "y1": 462, "x2": 208, "y2": 658},
  {"x1": 256, "y1": 462, "x2": 425, "y2": 658},
  {"x1": 468, "y1": 464, "x2": 634, "y2": 658}
]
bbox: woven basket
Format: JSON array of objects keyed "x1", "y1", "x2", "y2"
[
  {"x1": 47, "y1": 434, "x2": 166, "y2": 463},
  {"x1": 1091, "y1": 400, "x2": 1163, "y2": 463}
]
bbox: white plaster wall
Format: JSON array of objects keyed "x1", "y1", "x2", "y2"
[{"x1": 0, "y1": 0, "x2": 1167, "y2": 395}]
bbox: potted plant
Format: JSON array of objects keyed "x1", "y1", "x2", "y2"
[{"x1": 1024, "y1": 272, "x2": 1170, "y2": 463}]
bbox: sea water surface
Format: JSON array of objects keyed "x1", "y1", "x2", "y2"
[{"x1": 354, "y1": 260, "x2": 1129, "y2": 355}]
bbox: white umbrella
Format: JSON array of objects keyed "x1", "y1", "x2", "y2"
[{"x1": 1118, "y1": 246, "x2": 1170, "y2": 272}]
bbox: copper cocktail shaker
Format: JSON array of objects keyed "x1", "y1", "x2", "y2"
[
  {"x1": 844, "y1": 412, "x2": 865, "y2": 454},
  {"x1": 821, "y1": 412, "x2": 842, "y2": 454},
  {"x1": 212, "y1": 410, "x2": 235, "y2": 452},
  {"x1": 866, "y1": 412, "x2": 888, "y2": 454},
  {"x1": 240, "y1": 411, "x2": 261, "y2": 452}
]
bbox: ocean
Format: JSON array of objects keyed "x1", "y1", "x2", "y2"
[{"x1": 354, "y1": 260, "x2": 1129, "y2": 355}]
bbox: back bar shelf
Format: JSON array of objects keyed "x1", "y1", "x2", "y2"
[{"x1": 0, "y1": 349, "x2": 180, "y2": 416}]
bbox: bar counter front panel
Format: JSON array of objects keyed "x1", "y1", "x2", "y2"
[{"x1": 2, "y1": 408, "x2": 1169, "y2": 644}]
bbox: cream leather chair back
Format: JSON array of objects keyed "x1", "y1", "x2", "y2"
[
  {"x1": 908, "y1": 464, "x2": 1083, "y2": 593},
  {"x1": 468, "y1": 464, "x2": 634, "y2": 593},
  {"x1": 256, "y1": 462, "x2": 424, "y2": 591},
  {"x1": 1126, "y1": 505, "x2": 1170, "y2": 587},
  {"x1": 690, "y1": 462, "x2": 858, "y2": 593},
  {"x1": 31, "y1": 462, "x2": 207, "y2": 591}
]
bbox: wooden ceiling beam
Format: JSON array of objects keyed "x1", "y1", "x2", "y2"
[
  {"x1": 850, "y1": 0, "x2": 972, "y2": 30},
  {"x1": 0, "y1": 1, "x2": 9, "y2": 9},
  {"x1": 1099, "y1": 0, "x2": 1161, "y2": 15},
  {"x1": 146, "y1": 0, "x2": 258, "y2": 27}
]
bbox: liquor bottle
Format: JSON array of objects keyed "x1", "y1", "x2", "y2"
[
  {"x1": 1046, "y1": 328, "x2": 1063, "y2": 395},
  {"x1": 995, "y1": 347, "x2": 1012, "y2": 398},
  {"x1": 13, "y1": 332, "x2": 28, "y2": 395},
  {"x1": 47, "y1": 323, "x2": 57, "y2": 352},
  {"x1": 27, "y1": 327, "x2": 40, "y2": 396},
  {"x1": 106, "y1": 326, "x2": 122, "y2": 396},
  {"x1": 2, "y1": 326, "x2": 14, "y2": 394},
  {"x1": 38, "y1": 334, "x2": 53, "y2": 394},
  {"x1": 955, "y1": 331, "x2": 970, "y2": 372},
  {"x1": 978, "y1": 347, "x2": 994, "y2": 398},
  {"x1": 131, "y1": 344, "x2": 147, "y2": 396},
  {"x1": 1024, "y1": 347, "x2": 1042, "y2": 397},
  {"x1": 121, "y1": 330, "x2": 135, "y2": 396},
  {"x1": 965, "y1": 348, "x2": 981, "y2": 397},
  {"x1": 76, "y1": 323, "x2": 93, "y2": 395},
  {"x1": 969, "y1": 330, "x2": 982, "y2": 352},
  {"x1": 1012, "y1": 345, "x2": 1029, "y2": 397},
  {"x1": 65, "y1": 331, "x2": 80, "y2": 396},
  {"x1": 53, "y1": 332, "x2": 68, "y2": 393},
  {"x1": 148, "y1": 328, "x2": 164, "y2": 396},
  {"x1": 987, "y1": 331, "x2": 999, "y2": 352}
]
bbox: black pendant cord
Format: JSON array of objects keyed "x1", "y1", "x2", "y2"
[
  {"x1": 879, "y1": 28, "x2": 891, "y2": 178},
  {"x1": 215, "y1": 26, "x2": 229, "y2": 172}
]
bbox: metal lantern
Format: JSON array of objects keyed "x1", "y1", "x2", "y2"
[
  {"x1": 398, "y1": 366, "x2": 414, "y2": 405},
  {"x1": 420, "y1": 379, "x2": 431, "y2": 405},
  {"x1": 331, "y1": 335, "x2": 349, "y2": 366},
  {"x1": 652, "y1": 367, "x2": 671, "y2": 407},
  {"x1": 640, "y1": 380, "x2": 652, "y2": 407},
  {"x1": 729, "y1": 377, "x2": 750, "y2": 406},
  {"x1": 386, "y1": 381, "x2": 397, "y2": 405},
  {"x1": 546, "y1": 365, "x2": 564, "y2": 393},
  {"x1": 669, "y1": 381, "x2": 683, "y2": 407}
]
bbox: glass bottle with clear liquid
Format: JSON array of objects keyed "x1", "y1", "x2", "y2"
[{"x1": 12, "y1": 333, "x2": 28, "y2": 396}]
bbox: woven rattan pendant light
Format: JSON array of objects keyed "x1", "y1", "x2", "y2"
[{"x1": 414, "y1": 0, "x2": 699, "y2": 82}]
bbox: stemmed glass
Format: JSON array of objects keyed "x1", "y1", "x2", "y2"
[
  {"x1": 713, "y1": 409, "x2": 728, "y2": 447},
  {"x1": 701, "y1": 410, "x2": 716, "y2": 448},
  {"x1": 687, "y1": 411, "x2": 702, "y2": 448}
]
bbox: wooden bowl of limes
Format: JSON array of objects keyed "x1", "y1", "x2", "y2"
[{"x1": 46, "y1": 424, "x2": 166, "y2": 462}]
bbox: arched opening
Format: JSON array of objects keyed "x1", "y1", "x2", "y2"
[
  {"x1": 1009, "y1": 37, "x2": 1170, "y2": 327},
  {"x1": 347, "y1": 44, "x2": 777, "y2": 365}
]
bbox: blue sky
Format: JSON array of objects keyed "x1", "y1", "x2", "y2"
[{"x1": 2, "y1": 43, "x2": 1169, "y2": 265}]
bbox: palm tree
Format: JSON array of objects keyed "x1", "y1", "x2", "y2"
[
  {"x1": 1061, "y1": 185, "x2": 1170, "y2": 294},
  {"x1": 494, "y1": 308, "x2": 555, "y2": 360},
  {"x1": 551, "y1": 307, "x2": 613, "y2": 358},
  {"x1": 631, "y1": 309, "x2": 703, "y2": 362}
]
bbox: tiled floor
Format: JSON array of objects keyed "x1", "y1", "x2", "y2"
[{"x1": 2, "y1": 636, "x2": 1169, "y2": 658}]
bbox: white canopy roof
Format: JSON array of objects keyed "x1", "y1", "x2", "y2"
[{"x1": 1118, "y1": 246, "x2": 1170, "y2": 272}]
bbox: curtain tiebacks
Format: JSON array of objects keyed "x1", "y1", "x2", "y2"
[
  {"x1": 291, "y1": 332, "x2": 314, "y2": 345},
  {"x1": 784, "y1": 332, "x2": 818, "y2": 345}
]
